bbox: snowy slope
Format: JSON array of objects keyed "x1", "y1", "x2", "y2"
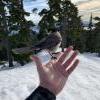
[{"x1": 0, "y1": 52, "x2": 100, "y2": 100}]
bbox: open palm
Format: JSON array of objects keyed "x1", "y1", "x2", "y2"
[{"x1": 31, "y1": 46, "x2": 79, "y2": 95}]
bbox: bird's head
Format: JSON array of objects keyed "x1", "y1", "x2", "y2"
[{"x1": 48, "y1": 27, "x2": 59, "y2": 33}]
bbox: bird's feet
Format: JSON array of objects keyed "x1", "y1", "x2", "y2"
[{"x1": 51, "y1": 52, "x2": 61, "y2": 59}]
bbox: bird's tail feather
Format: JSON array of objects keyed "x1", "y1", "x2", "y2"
[{"x1": 12, "y1": 46, "x2": 40, "y2": 54}]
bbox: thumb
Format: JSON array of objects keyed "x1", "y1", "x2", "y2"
[{"x1": 30, "y1": 55, "x2": 43, "y2": 70}]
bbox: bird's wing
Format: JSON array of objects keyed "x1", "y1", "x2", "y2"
[
  {"x1": 12, "y1": 47, "x2": 33, "y2": 54},
  {"x1": 34, "y1": 33, "x2": 61, "y2": 49}
]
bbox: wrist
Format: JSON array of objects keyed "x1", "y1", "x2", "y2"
[
  {"x1": 40, "y1": 82, "x2": 58, "y2": 95},
  {"x1": 37, "y1": 86, "x2": 56, "y2": 99}
]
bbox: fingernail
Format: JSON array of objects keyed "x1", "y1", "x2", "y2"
[
  {"x1": 66, "y1": 46, "x2": 73, "y2": 50},
  {"x1": 30, "y1": 55, "x2": 34, "y2": 61},
  {"x1": 69, "y1": 46, "x2": 73, "y2": 49}
]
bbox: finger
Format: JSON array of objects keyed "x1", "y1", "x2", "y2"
[
  {"x1": 67, "y1": 59, "x2": 79, "y2": 75},
  {"x1": 56, "y1": 52, "x2": 62, "y2": 58},
  {"x1": 57, "y1": 46, "x2": 73, "y2": 64},
  {"x1": 63, "y1": 50, "x2": 78, "y2": 68},
  {"x1": 55, "y1": 52, "x2": 62, "y2": 61},
  {"x1": 30, "y1": 55, "x2": 43, "y2": 69}
]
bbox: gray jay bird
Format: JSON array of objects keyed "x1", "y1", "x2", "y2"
[{"x1": 12, "y1": 29, "x2": 62, "y2": 59}]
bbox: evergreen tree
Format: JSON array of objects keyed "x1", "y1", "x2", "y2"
[
  {"x1": 0, "y1": 0, "x2": 35, "y2": 66},
  {"x1": 86, "y1": 15, "x2": 100, "y2": 55},
  {"x1": 86, "y1": 13, "x2": 94, "y2": 52},
  {"x1": 38, "y1": 0, "x2": 83, "y2": 51},
  {"x1": 88, "y1": 13, "x2": 93, "y2": 31},
  {"x1": 0, "y1": 0, "x2": 13, "y2": 67},
  {"x1": 94, "y1": 17, "x2": 100, "y2": 56}
]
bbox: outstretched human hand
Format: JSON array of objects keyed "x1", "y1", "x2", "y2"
[{"x1": 31, "y1": 46, "x2": 79, "y2": 95}]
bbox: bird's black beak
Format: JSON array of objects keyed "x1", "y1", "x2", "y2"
[{"x1": 50, "y1": 52, "x2": 60, "y2": 59}]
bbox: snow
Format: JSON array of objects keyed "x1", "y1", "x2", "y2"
[{"x1": 0, "y1": 52, "x2": 100, "y2": 100}]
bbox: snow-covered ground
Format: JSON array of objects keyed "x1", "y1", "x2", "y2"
[{"x1": 0, "y1": 52, "x2": 100, "y2": 100}]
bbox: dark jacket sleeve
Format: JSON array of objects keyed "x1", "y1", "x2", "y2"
[{"x1": 25, "y1": 86, "x2": 56, "y2": 100}]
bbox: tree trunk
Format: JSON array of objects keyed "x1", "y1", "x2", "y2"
[
  {"x1": 6, "y1": 39, "x2": 13, "y2": 67},
  {"x1": 61, "y1": 33, "x2": 67, "y2": 52},
  {"x1": 60, "y1": 16, "x2": 68, "y2": 52},
  {"x1": 2, "y1": 3, "x2": 13, "y2": 67},
  {"x1": 98, "y1": 52, "x2": 100, "y2": 57}
]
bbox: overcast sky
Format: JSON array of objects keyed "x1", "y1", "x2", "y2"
[{"x1": 24, "y1": 0, "x2": 100, "y2": 24}]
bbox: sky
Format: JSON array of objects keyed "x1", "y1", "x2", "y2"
[
  {"x1": 75, "y1": 0, "x2": 100, "y2": 22},
  {"x1": 24, "y1": 0, "x2": 100, "y2": 24}
]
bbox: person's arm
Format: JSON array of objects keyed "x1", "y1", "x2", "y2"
[
  {"x1": 25, "y1": 86, "x2": 56, "y2": 100},
  {"x1": 25, "y1": 46, "x2": 79, "y2": 100}
]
